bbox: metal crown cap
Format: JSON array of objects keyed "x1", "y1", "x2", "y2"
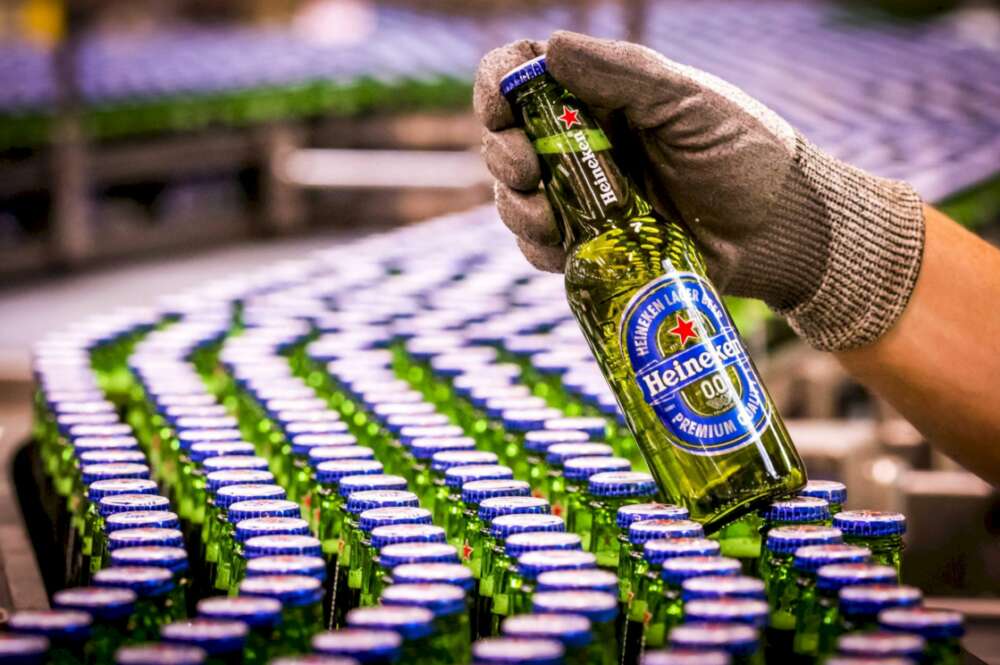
[
  {"x1": 93, "y1": 566, "x2": 173, "y2": 597},
  {"x1": 176, "y1": 429, "x2": 243, "y2": 450},
  {"x1": 188, "y1": 442, "x2": 255, "y2": 464},
  {"x1": 409, "y1": 436, "x2": 477, "y2": 460},
  {"x1": 684, "y1": 599, "x2": 769, "y2": 629},
  {"x1": 532, "y1": 590, "x2": 618, "y2": 625},
  {"x1": 793, "y1": 544, "x2": 871, "y2": 574},
  {"x1": 879, "y1": 607, "x2": 965, "y2": 640},
  {"x1": 505, "y1": 531, "x2": 583, "y2": 558},
  {"x1": 88, "y1": 479, "x2": 157, "y2": 502},
  {"x1": 290, "y1": 433, "x2": 357, "y2": 456},
  {"x1": 661, "y1": 556, "x2": 741, "y2": 586},
  {"x1": 359, "y1": 506, "x2": 432, "y2": 532},
  {"x1": 311, "y1": 628, "x2": 402, "y2": 659},
  {"x1": 669, "y1": 622, "x2": 759, "y2": 655},
  {"x1": 383, "y1": 413, "x2": 450, "y2": 435},
  {"x1": 501, "y1": 408, "x2": 565, "y2": 432},
  {"x1": 107, "y1": 528, "x2": 184, "y2": 551},
  {"x1": 479, "y1": 496, "x2": 550, "y2": 522},
  {"x1": 491, "y1": 514, "x2": 565, "y2": 540},
  {"x1": 284, "y1": 420, "x2": 350, "y2": 437},
  {"x1": 764, "y1": 525, "x2": 843, "y2": 555},
  {"x1": 501, "y1": 613, "x2": 592, "y2": 650},
  {"x1": 837, "y1": 631, "x2": 925, "y2": 658},
  {"x1": 760, "y1": 497, "x2": 830, "y2": 523},
  {"x1": 523, "y1": 429, "x2": 591, "y2": 453},
  {"x1": 114, "y1": 644, "x2": 207, "y2": 665},
  {"x1": 644, "y1": 538, "x2": 722, "y2": 567},
  {"x1": 160, "y1": 618, "x2": 248, "y2": 655},
  {"x1": 79, "y1": 449, "x2": 146, "y2": 465},
  {"x1": 345, "y1": 606, "x2": 435, "y2": 641},
  {"x1": 7, "y1": 610, "x2": 91, "y2": 641},
  {"x1": 617, "y1": 502, "x2": 690, "y2": 529},
  {"x1": 338, "y1": 474, "x2": 409, "y2": 499},
  {"x1": 378, "y1": 542, "x2": 459, "y2": 569},
  {"x1": 110, "y1": 546, "x2": 188, "y2": 574},
  {"x1": 546, "y1": 443, "x2": 614, "y2": 467},
  {"x1": 816, "y1": 563, "x2": 898, "y2": 593},
  {"x1": 543, "y1": 417, "x2": 607, "y2": 438},
  {"x1": 834, "y1": 510, "x2": 907, "y2": 537},
  {"x1": 460, "y1": 479, "x2": 530, "y2": 504},
  {"x1": 430, "y1": 450, "x2": 497, "y2": 473},
  {"x1": 682, "y1": 575, "x2": 766, "y2": 601},
  {"x1": 196, "y1": 596, "x2": 282, "y2": 629},
  {"x1": 517, "y1": 550, "x2": 597, "y2": 580},
  {"x1": 345, "y1": 490, "x2": 419, "y2": 515},
  {"x1": 246, "y1": 555, "x2": 327, "y2": 581},
  {"x1": 398, "y1": 425, "x2": 464, "y2": 446},
  {"x1": 106, "y1": 510, "x2": 180, "y2": 532},
  {"x1": 536, "y1": 569, "x2": 618, "y2": 595},
  {"x1": 445, "y1": 464, "x2": 514, "y2": 490},
  {"x1": 244, "y1": 534, "x2": 322, "y2": 559},
  {"x1": 588, "y1": 471, "x2": 657, "y2": 498},
  {"x1": 81, "y1": 462, "x2": 150, "y2": 485},
  {"x1": 99, "y1": 493, "x2": 170, "y2": 517},
  {"x1": 472, "y1": 636, "x2": 564, "y2": 665},
  {"x1": 225, "y1": 498, "x2": 298, "y2": 523},
  {"x1": 637, "y1": 648, "x2": 731, "y2": 665},
  {"x1": 0, "y1": 634, "x2": 50, "y2": 658},
  {"x1": 52, "y1": 587, "x2": 136, "y2": 621},
  {"x1": 390, "y1": 562, "x2": 474, "y2": 592},
  {"x1": 201, "y1": 455, "x2": 269, "y2": 473},
  {"x1": 205, "y1": 469, "x2": 275, "y2": 494},
  {"x1": 838, "y1": 584, "x2": 923, "y2": 616},
  {"x1": 216, "y1": 484, "x2": 288, "y2": 510},
  {"x1": 381, "y1": 583, "x2": 466, "y2": 618},
  {"x1": 238, "y1": 574, "x2": 323, "y2": 608},
  {"x1": 235, "y1": 517, "x2": 310, "y2": 543},
  {"x1": 308, "y1": 446, "x2": 376, "y2": 466},
  {"x1": 370, "y1": 524, "x2": 447, "y2": 550},
  {"x1": 563, "y1": 456, "x2": 631, "y2": 482},
  {"x1": 629, "y1": 519, "x2": 705, "y2": 545},
  {"x1": 798, "y1": 479, "x2": 848, "y2": 505},
  {"x1": 315, "y1": 459, "x2": 384, "y2": 485}
]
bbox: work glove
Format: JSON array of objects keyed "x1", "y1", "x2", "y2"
[{"x1": 474, "y1": 31, "x2": 925, "y2": 352}]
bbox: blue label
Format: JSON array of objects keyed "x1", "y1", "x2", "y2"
[{"x1": 619, "y1": 272, "x2": 770, "y2": 455}]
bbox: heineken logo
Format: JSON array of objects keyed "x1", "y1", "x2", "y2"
[{"x1": 558, "y1": 105, "x2": 581, "y2": 128}]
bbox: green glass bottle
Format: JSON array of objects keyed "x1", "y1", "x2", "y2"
[
  {"x1": 345, "y1": 606, "x2": 449, "y2": 665},
  {"x1": 382, "y1": 583, "x2": 471, "y2": 663},
  {"x1": 669, "y1": 622, "x2": 763, "y2": 665},
  {"x1": 501, "y1": 57, "x2": 806, "y2": 531},
  {"x1": 879, "y1": 607, "x2": 965, "y2": 665},
  {"x1": 756, "y1": 498, "x2": 831, "y2": 577},
  {"x1": 835, "y1": 631, "x2": 925, "y2": 661},
  {"x1": 797, "y1": 480, "x2": 847, "y2": 516},
  {"x1": 114, "y1": 643, "x2": 207, "y2": 665},
  {"x1": 532, "y1": 590, "x2": 618, "y2": 665},
  {"x1": 584, "y1": 472, "x2": 659, "y2": 569},
  {"x1": 502, "y1": 613, "x2": 595, "y2": 665},
  {"x1": 239, "y1": 574, "x2": 326, "y2": 653},
  {"x1": 617, "y1": 506, "x2": 695, "y2": 605},
  {"x1": 759, "y1": 526, "x2": 843, "y2": 631},
  {"x1": 197, "y1": 596, "x2": 283, "y2": 665},
  {"x1": 832, "y1": 585, "x2": 922, "y2": 645},
  {"x1": 832, "y1": 511, "x2": 906, "y2": 573},
  {"x1": 92, "y1": 566, "x2": 179, "y2": 641},
  {"x1": 160, "y1": 617, "x2": 249, "y2": 665},
  {"x1": 8, "y1": 610, "x2": 91, "y2": 665},
  {"x1": 312, "y1": 627, "x2": 403, "y2": 664}
]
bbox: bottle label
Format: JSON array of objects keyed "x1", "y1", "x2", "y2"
[{"x1": 619, "y1": 272, "x2": 770, "y2": 455}]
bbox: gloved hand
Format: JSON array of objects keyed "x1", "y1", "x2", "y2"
[{"x1": 474, "y1": 31, "x2": 925, "y2": 352}]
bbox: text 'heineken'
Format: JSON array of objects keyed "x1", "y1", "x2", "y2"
[{"x1": 501, "y1": 56, "x2": 807, "y2": 530}]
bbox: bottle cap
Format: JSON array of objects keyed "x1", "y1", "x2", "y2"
[
  {"x1": 479, "y1": 496, "x2": 550, "y2": 522},
  {"x1": 543, "y1": 417, "x2": 606, "y2": 438},
  {"x1": 72, "y1": 435, "x2": 140, "y2": 455},
  {"x1": 284, "y1": 420, "x2": 350, "y2": 436},
  {"x1": 839, "y1": 585, "x2": 923, "y2": 617},
  {"x1": 617, "y1": 503, "x2": 690, "y2": 530},
  {"x1": 225, "y1": 497, "x2": 298, "y2": 522},
  {"x1": 798, "y1": 480, "x2": 848, "y2": 506},
  {"x1": 517, "y1": 550, "x2": 597, "y2": 580},
  {"x1": 409, "y1": 437, "x2": 477, "y2": 460},
  {"x1": 523, "y1": 429, "x2": 591, "y2": 454},
  {"x1": 98, "y1": 493, "x2": 170, "y2": 517},
  {"x1": 246, "y1": 555, "x2": 327, "y2": 581},
  {"x1": 309, "y1": 446, "x2": 377, "y2": 466},
  {"x1": 188, "y1": 442, "x2": 255, "y2": 464},
  {"x1": 684, "y1": 599, "x2": 769, "y2": 629},
  {"x1": 536, "y1": 569, "x2": 618, "y2": 594},
  {"x1": 7, "y1": 610, "x2": 91, "y2": 641},
  {"x1": 176, "y1": 429, "x2": 243, "y2": 450},
  {"x1": 88, "y1": 479, "x2": 158, "y2": 502},
  {"x1": 106, "y1": 510, "x2": 180, "y2": 532},
  {"x1": 531, "y1": 352, "x2": 578, "y2": 375},
  {"x1": 201, "y1": 455, "x2": 269, "y2": 473},
  {"x1": 661, "y1": 556, "x2": 741, "y2": 586},
  {"x1": 505, "y1": 531, "x2": 582, "y2": 558},
  {"x1": 760, "y1": 497, "x2": 830, "y2": 523},
  {"x1": 244, "y1": 534, "x2": 322, "y2": 559},
  {"x1": 277, "y1": 410, "x2": 346, "y2": 427},
  {"x1": 107, "y1": 528, "x2": 184, "y2": 551},
  {"x1": 312, "y1": 628, "x2": 402, "y2": 661},
  {"x1": 491, "y1": 514, "x2": 565, "y2": 540},
  {"x1": 235, "y1": 517, "x2": 311, "y2": 543},
  {"x1": 346, "y1": 490, "x2": 420, "y2": 515},
  {"x1": 174, "y1": 416, "x2": 238, "y2": 432},
  {"x1": 588, "y1": 471, "x2": 657, "y2": 498},
  {"x1": 391, "y1": 562, "x2": 475, "y2": 592},
  {"x1": 383, "y1": 413, "x2": 450, "y2": 435},
  {"x1": 668, "y1": 622, "x2": 759, "y2": 656},
  {"x1": 501, "y1": 408, "x2": 565, "y2": 433},
  {"x1": 502, "y1": 613, "x2": 592, "y2": 650},
  {"x1": 837, "y1": 631, "x2": 925, "y2": 659},
  {"x1": 93, "y1": 566, "x2": 174, "y2": 597},
  {"x1": 563, "y1": 456, "x2": 631, "y2": 482},
  {"x1": 52, "y1": 400, "x2": 115, "y2": 415},
  {"x1": 398, "y1": 425, "x2": 465, "y2": 446},
  {"x1": 765, "y1": 525, "x2": 843, "y2": 555},
  {"x1": 205, "y1": 469, "x2": 275, "y2": 494},
  {"x1": 345, "y1": 606, "x2": 435, "y2": 641},
  {"x1": 359, "y1": 506, "x2": 432, "y2": 532},
  {"x1": 468, "y1": 385, "x2": 532, "y2": 407},
  {"x1": 315, "y1": 459, "x2": 384, "y2": 486},
  {"x1": 629, "y1": 519, "x2": 705, "y2": 545},
  {"x1": 484, "y1": 397, "x2": 548, "y2": 419},
  {"x1": 370, "y1": 524, "x2": 447, "y2": 550},
  {"x1": 381, "y1": 583, "x2": 466, "y2": 618},
  {"x1": 339, "y1": 474, "x2": 409, "y2": 499},
  {"x1": 371, "y1": 402, "x2": 436, "y2": 419},
  {"x1": 793, "y1": 544, "x2": 871, "y2": 574},
  {"x1": 378, "y1": 542, "x2": 459, "y2": 569},
  {"x1": 290, "y1": 433, "x2": 357, "y2": 457},
  {"x1": 445, "y1": 465, "x2": 515, "y2": 490},
  {"x1": 160, "y1": 619, "x2": 248, "y2": 655},
  {"x1": 532, "y1": 590, "x2": 618, "y2": 624},
  {"x1": 79, "y1": 450, "x2": 147, "y2": 465},
  {"x1": 682, "y1": 575, "x2": 765, "y2": 602},
  {"x1": 638, "y1": 649, "x2": 731, "y2": 665},
  {"x1": 59, "y1": 414, "x2": 120, "y2": 435},
  {"x1": 197, "y1": 596, "x2": 282, "y2": 629},
  {"x1": 645, "y1": 539, "x2": 722, "y2": 567},
  {"x1": 0, "y1": 634, "x2": 50, "y2": 661},
  {"x1": 52, "y1": 587, "x2": 136, "y2": 621},
  {"x1": 879, "y1": 607, "x2": 965, "y2": 640},
  {"x1": 115, "y1": 644, "x2": 207, "y2": 664},
  {"x1": 239, "y1": 574, "x2": 323, "y2": 608},
  {"x1": 110, "y1": 546, "x2": 188, "y2": 574},
  {"x1": 816, "y1": 563, "x2": 898, "y2": 593},
  {"x1": 834, "y1": 510, "x2": 907, "y2": 537},
  {"x1": 461, "y1": 479, "x2": 531, "y2": 505},
  {"x1": 546, "y1": 443, "x2": 614, "y2": 467},
  {"x1": 430, "y1": 450, "x2": 498, "y2": 473},
  {"x1": 472, "y1": 636, "x2": 564, "y2": 665}
]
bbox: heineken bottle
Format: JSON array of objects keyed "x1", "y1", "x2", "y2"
[
  {"x1": 345, "y1": 606, "x2": 447, "y2": 665},
  {"x1": 381, "y1": 583, "x2": 471, "y2": 663},
  {"x1": 835, "y1": 631, "x2": 926, "y2": 661},
  {"x1": 501, "y1": 57, "x2": 806, "y2": 530},
  {"x1": 114, "y1": 644, "x2": 207, "y2": 665},
  {"x1": 92, "y1": 566, "x2": 179, "y2": 640},
  {"x1": 239, "y1": 574, "x2": 326, "y2": 653},
  {"x1": 312, "y1": 627, "x2": 403, "y2": 664},
  {"x1": 160, "y1": 618, "x2": 248, "y2": 665},
  {"x1": 532, "y1": 590, "x2": 618, "y2": 665},
  {"x1": 669, "y1": 623, "x2": 763, "y2": 665},
  {"x1": 502, "y1": 613, "x2": 595, "y2": 665},
  {"x1": 798, "y1": 480, "x2": 847, "y2": 515},
  {"x1": 879, "y1": 607, "x2": 965, "y2": 665},
  {"x1": 471, "y1": 637, "x2": 565, "y2": 665},
  {"x1": 832, "y1": 584, "x2": 923, "y2": 645},
  {"x1": 832, "y1": 511, "x2": 906, "y2": 573},
  {"x1": 639, "y1": 649, "x2": 730, "y2": 665},
  {"x1": 197, "y1": 596, "x2": 283, "y2": 665},
  {"x1": 0, "y1": 634, "x2": 49, "y2": 665},
  {"x1": 7, "y1": 610, "x2": 91, "y2": 665},
  {"x1": 583, "y1": 472, "x2": 659, "y2": 569}
]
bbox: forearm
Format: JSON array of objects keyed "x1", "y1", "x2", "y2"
[{"x1": 835, "y1": 205, "x2": 1000, "y2": 485}]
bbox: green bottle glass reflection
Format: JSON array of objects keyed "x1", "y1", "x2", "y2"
[{"x1": 502, "y1": 56, "x2": 806, "y2": 531}]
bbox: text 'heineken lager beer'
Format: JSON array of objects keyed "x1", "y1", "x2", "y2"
[{"x1": 500, "y1": 56, "x2": 806, "y2": 531}]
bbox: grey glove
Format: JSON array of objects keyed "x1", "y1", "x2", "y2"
[{"x1": 474, "y1": 31, "x2": 925, "y2": 352}]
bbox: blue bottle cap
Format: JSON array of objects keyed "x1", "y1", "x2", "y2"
[
  {"x1": 245, "y1": 534, "x2": 322, "y2": 559},
  {"x1": 310, "y1": 446, "x2": 378, "y2": 466},
  {"x1": 517, "y1": 550, "x2": 597, "y2": 580},
  {"x1": 371, "y1": 524, "x2": 447, "y2": 550},
  {"x1": 816, "y1": 564, "x2": 898, "y2": 593},
  {"x1": 67, "y1": 422, "x2": 132, "y2": 439},
  {"x1": 839, "y1": 585, "x2": 922, "y2": 617},
  {"x1": 81, "y1": 462, "x2": 151, "y2": 485},
  {"x1": 834, "y1": 510, "x2": 907, "y2": 537},
  {"x1": 505, "y1": 532, "x2": 583, "y2": 558},
  {"x1": 316, "y1": 460, "x2": 384, "y2": 486},
  {"x1": 378, "y1": 542, "x2": 459, "y2": 569},
  {"x1": 160, "y1": 619, "x2": 248, "y2": 655},
  {"x1": 381, "y1": 583, "x2": 466, "y2": 618},
  {"x1": 445, "y1": 464, "x2": 515, "y2": 490},
  {"x1": 468, "y1": 385, "x2": 532, "y2": 407},
  {"x1": 638, "y1": 649, "x2": 731, "y2": 665},
  {"x1": 346, "y1": 606, "x2": 435, "y2": 641},
  {"x1": 879, "y1": 607, "x2": 965, "y2": 640},
  {"x1": 798, "y1": 480, "x2": 848, "y2": 506},
  {"x1": 361, "y1": 391, "x2": 424, "y2": 410},
  {"x1": 107, "y1": 528, "x2": 184, "y2": 551},
  {"x1": 235, "y1": 517, "x2": 310, "y2": 543},
  {"x1": 205, "y1": 469, "x2": 275, "y2": 494},
  {"x1": 58, "y1": 413, "x2": 120, "y2": 435},
  {"x1": 543, "y1": 417, "x2": 607, "y2": 438},
  {"x1": 668, "y1": 622, "x2": 759, "y2": 656},
  {"x1": 760, "y1": 497, "x2": 830, "y2": 523},
  {"x1": 339, "y1": 474, "x2": 409, "y2": 499},
  {"x1": 546, "y1": 443, "x2": 614, "y2": 467},
  {"x1": 115, "y1": 643, "x2": 207, "y2": 665},
  {"x1": 0, "y1": 634, "x2": 50, "y2": 662},
  {"x1": 93, "y1": 566, "x2": 174, "y2": 597},
  {"x1": 682, "y1": 575, "x2": 766, "y2": 602},
  {"x1": 588, "y1": 471, "x2": 657, "y2": 498},
  {"x1": 174, "y1": 416, "x2": 239, "y2": 432},
  {"x1": 485, "y1": 397, "x2": 548, "y2": 420},
  {"x1": 684, "y1": 599, "x2": 769, "y2": 629},
  {"x1": 523, "y1": 429, "x2": 591, "y2": 454},
  {"x1": 153, "y1": 393, "x2": 216, "y2": 408},
  {"x1": 661, "y1": 557, "x2": 741, "y2": 586},
  {"x1": 479, "y1": 496, "x2": 550, "y2": 522},
  {"x1": 239, "y1": 574, "x2": 324, "y2": 608},
  {"x1": 501, "y1": 408, "x2": 565, "y2": 433},
  {"x1": 472, "y1": 636, "x2": 565, "y2": 665},
  {"x1": 629, "y1": 519, "x2": 705, "y2": 545},
  {"x1": 276, "y1": 410, "x2": 345, "y2": 427},
  {"x1": 398, "y1": 425, "x2": 464, "y2": 446},
  {"x1": 346, "y1": 490, "x2": 420, "y2": 515},
  {"x1": 408, "y1": 437, "x2": 477, "y2": 461},
  {"x1": 270, "y1": 656, "x2": 362, "y2": 665},
  {"x1": 110, "y1": 546, "x2": 188, "y2": 574},
  {"x1": 197, "y1": 596, "x2": 282, "y2": 629},
  {"x1": 384, "y1": 413, "x2": 450, "y2": 435},
  {"x1": 536, "y1": 569, "x2": 618, "y2": 594},
  {"x1": 78, "y1": 450, "x2": 147, "y2": 465},
  {"x1": 500, "y1": 56, "x2": 549, "y2": 96},
  {"x1": 88, "y1": 478, "x2": 158, "y2": 502},
  {"x1": 201, "y1": 455, "x2": 269, "y2": 473},
  {"x1": 98, "y1": 493, "x2": 170, "y2": 517},
  {"x1": 532, "y1": 590, "x2": 618, "y2": 624},
  {"x1": 106, "y1": 510, "x2": 180, "y2": 532},
  {"x1": 246, "y1": 555, "x2": 327, "y2": 581},
  {"x1": 502, "y1": 613, "x2": 592, "y2": 650},
  {"x1": 263, "y1": 397, "x2": 328, "y2": 415},
  {"x1": 644, "y1": 538, "x2": 722, "y2": 567},
  {"x1": 563, "y1": 456, "x2": 631, "y2": 482},
  {"x1": 430, "y1": 450, "x2": 498, "y2": 473},
  {"x1": 765, "y1": 525, "x2": 843, "y2": 555},
  {"x1": 176, "y1": 429, "x2": 243, "y2": 450},
  {"x1": 291, "y1": 433, "x2": 358, "y2": 457},
  {"x1": 52, "y1": 587, "x2": 136, "y2": 621},
  {"x1": 461, "y1": 479, "x2": 531, "y2": 505},
  {"x1": 73, "y1": 436, "x2": 140, "y2": 455},
  {"x1": 617, "y1": 502, "x2": 690, "y2": 530},
  {"x1": 391, "y1": 562, "x2": 475, "y2": 592},
  {"x1": 793, "y1": 544, "x2": 871, "y2": 574},
  {"x1": 837, "y1": 632, "x2": 926, "y2": 659},
  {"x1": 222, "y1": 490, "x2": 294, "y2": 516},
  {"x1": 312, "y1": 628, "x2": 402, "y2": 661},
  {"x1": 7, "y1": 610, "x2": 91, "y2": 641},
  {"x1": 53, "y1": 401, "x2": 115, "y2": 415},
  {"x1": 371, "y1": 402, "x2": 436, "y2": 419},
  {"x1": 284, "y1": 420, "x2": 351, "y2": 436},
  {"x1": 359, "y1": 506, "x2": 432, "y2": 532},
  {"x1": 491, "y1": 514, "x2": 565, "y2": 540}
]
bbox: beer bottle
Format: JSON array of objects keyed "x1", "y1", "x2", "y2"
[
  {"x1": 756, "y1": 498, "x2": 831, "y2": 576},
  {"x1": 508, "y1": 550, "x2": 598, "y2": 619},
  {"x1": 345, "y1": 606, "x2": 446, "y2": 665},
  {"x1": 441, "y1": 466, "x2": 516, "y2": 544},
  {"x1": 835, "y1": 631, "x2": 925, "y2": 661},
  {"x1": 7, "y1": 610, "x2": 91, "y2": 665},
  {"x1": 52, "y1": 587, "x2": 135, "y2": 663},
  {"x1": 624, "y1": 519, "x2": 703, "y2": 604},
  {"x1": 107, "y1": 547, "x2": 190, "y2": 619},
  {"x1": 639, "y1": 648, "x2": 730, "y2": 665},
  {"x1": 231, "y1": 517, "x2": 312, "y2": 590},
  {"x1": 532, "y1": 590, "x2": 618, "y2": 665},
  {"x1": 160, "y1": 618, "x2": 249, "y2": 665},
  {"x1": 405, "y1": 436, "x2": 477, "y2": 504},
  {"x1": 455, "y1": 479, "x2": 531, "y2": 573},
  {"x1": 312, "y1": 627, "x2": 403, "y2": 664},
  {"x1": 798, "y1": 480, "x2": 847, "y2": 515},
  {"x1": 239, "y1": 574, "x2": 325, "y2": 653},
  {"x1": 354, "y1": 507, "x2": 434, "y2": 603},
  {"x1": 114, "y1": 644, "x2": 207, "y2": 665},
  {"x1": 428, "y1": 450, "x2": 499, "y2": 527},
  {"x1": 216, "y1": 493, "x2": 297, "y2": 591},
  {"x1": 312, "y1": 459, "x2": 384, "y2": 555},
  {"x1": 669, "y1": 623, "x2": 762, "y2": 665},
  {"x1": 557, "y1": 456, "x2": 629, "y2": 532},
  {"x1": 92, "y1": 566, "x2": 177, "y2": 639},
  {"x1": 615, "y1": 503, "x2": 690, "y2": 593},
  {"x1": 536, "y1": 569, "x2": 618, "y2": 595},
  {"x1": 518, "y1": 430, "x2": 589, "y2": 491},
  {"x1": 0, "y1": 634, "x2": 49, "y2": 665},
  {"x1": 391, "y1": 562, "x2": 477, "y2": 596},
  {"x1": 682, "y1": 576, "x2": 765, "y2": 602},
  {"x1": 382, "y1": 583, "x2": 471, "y2": 663},
  {"x1": 834, "y1": 585, "x2": 922, "y2": 641},
  {"x1": 471, "y1": 637, "x2": 565, "y2": 665},
  {"x1": 584, "y1": 472, "x2": 658, "y2": 568},
  {"x1": 832, "y1": 511, "x2": 906, "y2": 573},
  {"x1": 197, "y1": 596, "x2": 283, "y2": 665},
  {"x1": 654, "y1": 557, "x2": 741, "y2": 644},
  {"x1": 502, "y1": 613, "x2": 594, "y2": 665},
  {"x1": 879, "y1": 607, "x2": 965, "y2": 665},
  {"x1": 759, "y1": 526, "x2": 843, "y2": 632},
  {"x1": 245, "y1": 554, "x2": 327, "y2": 582},
  {"x1": 684, "y1": 599, "x2": 769, "y2": 630},
  {"x1": 501, "y1": 56, "x2": 806, "y2": 530},
  {"x1": 477, "y1": 497, "x2": 553, "y2": 593}
]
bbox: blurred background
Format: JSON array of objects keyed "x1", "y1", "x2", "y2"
[{"x1": 0, "y1": 0, "x2": 998, "y2": 656}]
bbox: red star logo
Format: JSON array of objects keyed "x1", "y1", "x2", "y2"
[
  {"x1": 669, "y1": 315, "x2": 698, "y2": 345},
  {"x1": 558, "y1": 106, "x2": 581, "y2": 129},
  {"x1": 462, "y1": 542, "x2": 473, "y2": 561}
]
